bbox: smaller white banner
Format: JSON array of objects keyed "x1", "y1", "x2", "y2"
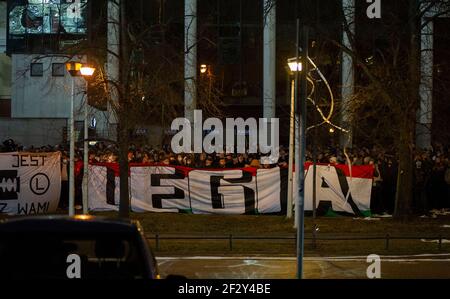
[{"x1": 0, "y1": 152, "x2": 61, "y2": 215}]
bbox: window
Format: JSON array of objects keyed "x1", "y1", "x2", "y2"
[
  {"x1": 52, "y1": 63, "x2": 65, "y2": 77},
  {"x1": 0, "y1": 99, "x2": 11, "y2": 118},
  {"x1": 30, "y1": 63, "x2": 43, "y2": 76}
]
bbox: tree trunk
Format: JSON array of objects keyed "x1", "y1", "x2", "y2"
[
  {"x1": 394, "y1": 0, "x2": 420, "y2": 220},
  {"x1": 394, "y1": 120, "x2": 414, "y2": 219},
  {"x1": 118, "y1": 124, "x2": 130, "y2": 218},
  {"x1": 118, "y1": 0, "x2": 130, "y2": 218}
]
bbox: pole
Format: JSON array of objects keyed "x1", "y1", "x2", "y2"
[
  {"x1": 340, "y1": 0, "x2": 355, "y2": 148},
  {"x1": 296, "y1": 23, "x2": 308, "y2": 280},
  {"x1": 312, "y1": 82, "x2": 318, "y2": 220},
  {"x1": 107, "y1": 0, "x2": 120, "y2": 140},
  {"x1": 417, "y1": 13, "x2": 434, "y2": 149},
  {"x1": 294, "y1": 96, "x2": 300, "y2": 228},
  {"x1": 184, "y1": 0, "x2": 197, "y2": 123},
  {"x1": 294, "y1": 17, "x2": 300, "y2": 271},
  {"x1": 294, "y1": 19, "x2": 300, "y2": 229},
  {"x1": 312, "y1": 139, "x2": 317, "y2": 218},
  {"x1": 69, "y1": 78, "x2": 75, "y2": 216},
  {"x1": 263, "y1": 0, "x2": 276, "y2": 119},
  {"x1": 82, "y1": 80, "x2": 89, "y2": 214},
  {"x1": 286, "y1": 79, "x2": 295, "y2": 219},
  {"x1": 312, "y1": 85, "x2": 318, "y2": 249},
  {"x1": 312, "y1": 0, "x2": 318, "y2": 229}
]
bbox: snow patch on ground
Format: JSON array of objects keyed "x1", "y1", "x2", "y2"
[{"x1": 420, "y1": 239, "x2": 450, "y2": 244}]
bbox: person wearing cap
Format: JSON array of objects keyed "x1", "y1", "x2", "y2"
[
  {"x1": 329, "y1": 156, "x2": 337, "y2": 165},
  {"x1": 218, "y1": 158, "x2": 227, "y2": 168},
  {"x1": 248, "y1": 157, "x2": 261, "y2": 168},
  {"x1": 205, "y1": 156, "x2": 214, "y2": 168}
]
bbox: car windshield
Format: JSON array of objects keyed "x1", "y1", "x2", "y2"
[{"x1": 0, "y1": 232, "x2": 149, "y2": 279}]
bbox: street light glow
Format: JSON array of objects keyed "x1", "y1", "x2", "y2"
[
  {"x1": 287, "y1": 57, "x2": 302, "y2": 72},
  {"x1": 80, "y1": 65, "x2": 95, "y2": 76},
  {"x1": 200, "y1": 64, "x2": 207, "y2": 74},
  {"x1": 65, "y1": 61, "x2": 82, "y2": 76}
]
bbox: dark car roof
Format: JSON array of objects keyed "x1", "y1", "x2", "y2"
[{"x1": 0, "y1": 215, "x2": 143, "y2": 234}]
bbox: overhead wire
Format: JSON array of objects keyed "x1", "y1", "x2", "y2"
[{"x1": 299, "y1": 55, "x2": 355, "y2": 212}]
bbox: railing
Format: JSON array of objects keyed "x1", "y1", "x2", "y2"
[{"x1": 146, "y1": 234, "x2": 449, "y2": 252}]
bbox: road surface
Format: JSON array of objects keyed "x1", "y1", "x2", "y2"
[{"x1": 156, "y1": 254, "x2": 450, "y2": 279}]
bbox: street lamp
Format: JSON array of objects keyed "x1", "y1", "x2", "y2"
[
  {"x1": 80, "y1": 65, "x2": 95, "y2": 76},
  {"x1": 288, "y1": 57, "x2": 302, "y2": 73},
  {"x1": 289, "y1": 19, "x2": 309, "y2": 280},
  {"x1": 200, "y1": 64, "x2": 213, "y2": 99},
  {"x1": 200, "y1": 64, "x2": 208, "y2": 74},
  {"x1": 296, "y1": 25, "x2": 310, "y2": 280},
  {"x1": 80, "y1": 65, "x2": 95, "y2": 215},
  {"x1": 286, "y1": 57, "x2": 302, "y2": 220},
  {"x1": 65, "y1": 62, "x2": 95, "y2": 216},
  {"x1": 66, "y1": 62, "x2": 81, "y2": 216},
  {"x1": 66, "y1": 62, "x2": 82, "y2": 76}
]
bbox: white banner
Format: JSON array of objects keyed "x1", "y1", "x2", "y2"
[
  {"x1": 88, "y1": 164, "x2": 119, "y2": 212},
  {"x1": 303, "y1": 164, "x2": 373, "y2": 215},
  {"x1": 256, "y1": 167, "x2": 282, "y2": 214},
  {"x1": 131, "y1": 166, "x2": 189, "y2": 212},
  {"x1": 88, "y1": 164, "x2": 373, "y2": 215},
  {"x1": 89, "y1": 165, "x2": 281, "y2": 214},
  {"x1": 188, "y1": 169, "x2": 257, "y2": 214},
  {"x1": 0, "y1": 152, "x2": 61, "y2": 215}
]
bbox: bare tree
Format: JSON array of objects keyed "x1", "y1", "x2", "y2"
[
  {"x1": 68, "y1": 0, "x2": 224, "y2": 218},
  {"x1": 320, "y1": 0, "x2": 450, "y2": 219}
]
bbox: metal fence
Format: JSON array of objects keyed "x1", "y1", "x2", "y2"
[{"x1": 146, "y1": 234, "x2": 450, "y2": 252}]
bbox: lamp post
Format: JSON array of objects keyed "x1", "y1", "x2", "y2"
[
  {"x1": 297, "y1": 24, "x2": 309, "y2": 280},
  {"x1": 289, "y1": 19, "x2": 308, "y2": 280},
  {"x1": 200, "y1": 64, "x2": 207, "y2": 74},
  {"x1": 200, "y1": 64, "x2": 213, "y2": 100},
  {"x1": 66, "y1": 62, "x2": 82, "y2": 216},
  {"x1": 286, "y1": 58, "x2": 302, "y2": 220},
  {"x1": 80, "y1": 65, "x2": 95, "y2": 215},
  {"x1": 65, "y1": 62, "x2": 95, "y2": 216}
]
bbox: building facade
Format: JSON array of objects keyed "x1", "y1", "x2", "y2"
[{"x1": 0, "y1": 0, "x2": 109, "y2": 147}]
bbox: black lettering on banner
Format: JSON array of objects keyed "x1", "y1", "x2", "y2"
[
  {"x1": 28, "y1": 202, "x2": 36, "y2": 214},
  {"x1": 17, "y1": 203, "x2": 27, "y2": 215},
  {"x1": 210, "y1": 171, "x2": 255, "y2": 214},
  {"x1": 17, "y1": 202, "x2": 49, "y2": 215},
  {"x1": 150, "y1": 169, "x2": 185, "y2": 209},
  {"x1": 320, "y1": 167, "x2": 363, "y2": 216},
  {"x1": 37, "y1": 201, "x2": 49, "y2": 213},
  {"x1": 29, "y1": 173, "x2": 50, "y2": 196},
  {"x1": 30, "y1": 155, "x2": 39, "y2": 166},
  {"x1": 279, "y1": 168, "x2": 288, "y2": 215},
  {"x1": 20, "y1": 155, "x2": 28, "y2": 167},
  {"x1": 12, "y1": 155, "x2": 19, "y2": 168},
  {"x1": 0, "y1": 170, "x2": 20, "y2": 200},
  {"x1": 12, "y1": 155, "x2": 46, "y2": 168},
  {"x1": 106, "y1": 168, "x2": 116, "y2": 205},
  {"x1": 334, "y1": 167, "x2": 363, "y2": 216},
  {"x1": 0, "y1": 203, "x2": 7, "y2": 213},
  {"x1": 321, "y1": 177, "x2": 329, "y2": 188}
]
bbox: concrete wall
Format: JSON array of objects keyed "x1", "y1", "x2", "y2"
[
  {"x1": 11, "y1": 54, "x2": 85, "y2": 119},
  {"x1": 0, "y1": 1, "x2": 10, "y2": 101},
  {"x1": 0, "y1": 55, "x2": 10, "y2": 100},
  {"x1": 0, "y1": 118, "x2": 66, "y2": 147},
  {"x1": 0, "y1": 1, "x2": 5, "y2": 52}
]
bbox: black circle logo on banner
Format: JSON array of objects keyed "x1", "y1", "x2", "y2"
[{"x1": 30, "y1": 173, "x2": 50, "y2": 195}]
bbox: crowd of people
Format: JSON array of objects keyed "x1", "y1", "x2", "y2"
[
  {"x1": 86, "y1": 142, "x2": 283, "y2": 169},
  {"x1": 2, "y1": 138, "x2": 449, "y2": 215}
]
